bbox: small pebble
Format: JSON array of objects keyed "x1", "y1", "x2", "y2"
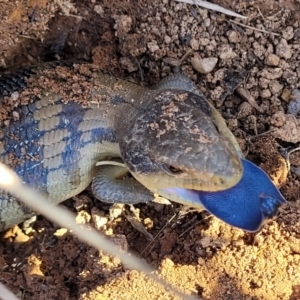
[
  {"x1": 113, "y1": 15, "x2": 132, "y2": 38},
  {"x1": 54, "y1": 228, "x2": 68, "y2": 237},
  {"x1": 276, "y1": 39, "x2": 292, "y2": 59},
  {"x1": 119, "y1": 57, "x2": 138, "y2": 72},
  {"x1": 152, "y1": 27, "x2": 160, "y2": 37},
  {"x1": 109, "y1": 203, "x2": 124, "y2": 220},
  {"x1": 260, "y1": 89, "x2": 271, "y2": 98},
  {"x1": 265, "y1": 54, "x2": 280, "y2": 66},
  {"x1": 11, "y1": 91, "x2": 19, "y2": 101},
  {"x1": 281, "y1": 88, "x2": 291, "y2": 102},
  {"x1": 164, "y1": 35, "x2": 171, "y2": 44},
  {"x1": 203, "y1": 18, "x2": 210, "y2": 27},
  {"x1": 219, "y1": 44, "x2": 237, "y2": 60},
  {"x1": 287, "y1": 89, "x2": 300, "y2": 115},
  {"x1": 190, "y1": 38, "x2": 199, "y2": 50},
  {"x1": 91, "y1": 207, "x2": 108, "y2": 230},
  {"x1": 269, "y1": 111, "x2": 286, "y2": 127},
  {"x1": 76, "y1": 211, "x2": 91, "y2": 224},
  {"x1": 147, "y1": 41, "x2": 159, "y2": 52},
  {"x1": 94, "y1": 5, "x2": 103, "y2": 16},
  {"x1": 282, "y1": 26, "x2": 294, "y2": 40},
  {"x1": 237, "y1": 102, "x2": 253, "y2": 119},
  {"x1": 269, "y1": 80, "x2": 283, "y2": 95},
  {"x1": 12, "y1": 111, "x2": 19, "y2": 121},
  {"x1": 191, "y1": 56, "x2": 218, "y2": 74},
  {"x1": 227, "y1": 30, "x2": 240, "y2": 43},
  {"x1": 93, "y1": 215, "x2": 108, "y2": 230}
]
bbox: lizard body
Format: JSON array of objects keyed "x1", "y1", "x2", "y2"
[{"x1": 0, "y1": 62, "x2": 285, "y2": 231}]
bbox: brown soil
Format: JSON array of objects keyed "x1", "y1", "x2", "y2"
[{"x1": 1, "y1": 0, "x2": 300, "y2": 299}]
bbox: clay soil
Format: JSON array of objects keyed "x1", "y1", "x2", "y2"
[{"x1": 0, "y1": 0, "x2": 300, "y2": 299}]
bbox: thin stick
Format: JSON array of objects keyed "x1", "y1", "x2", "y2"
[
  {"x1": 248, "y1": 129, "x2": 277, "y2": 140},
  {"x1": 285, "y1": 146, "x2": 300, "y2": 173},
  {"x1": 174, "y1": 0, "x2": 247, "y2": 19},
  {"x1": 179, "y1": 215, "x2": 212, "y2": 238},
  {"x1": 0, "y1": 283, "x2": 20, "y2": 300},
  {"x1": 229, "y1": 19, "x2": 280, "y2": 36},
  {"x1": 179, "y1": 49, "x2": 193, "y2": 65},
  {"x1": 256, "y1": 6, "x2": 266, "y2": 21},
  {"x1": 141, "y1": 213, "x2": 177, "y2": 255}
]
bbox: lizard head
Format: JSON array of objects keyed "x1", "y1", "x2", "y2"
[
  {"x1": 115, "y1": 89, "x2": 285, "y2": 232},
  {"x1": 159, "y1": 159, "x2": 286, "y2": 231},
  {"x1": 117, "y1": 89, "x2": 243, "y2": 192}
]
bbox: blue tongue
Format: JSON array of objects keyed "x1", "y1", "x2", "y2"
[{"x1": 197, "y1": 159, "x2": 286, "y2": 231}]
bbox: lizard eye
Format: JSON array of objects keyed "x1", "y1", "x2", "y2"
[{"x1": 162, "y1": 164, "x2": 183, "y2": 176}]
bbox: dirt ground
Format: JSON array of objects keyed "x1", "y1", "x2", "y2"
[{"x1": 0, "y1": 0, "x2": 300, "y2": 299}]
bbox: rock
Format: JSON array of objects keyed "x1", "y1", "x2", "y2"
[
  {"x1": 287, "y1": 89, "x2": 300, "y2": 115},
  {"x1": 260, "y1": 89, "x2": 271, "y2": 98},
  {"x1": 218, "y1": 44, "x2": 237, "y2": 60},
  {"x1": 164, "y1": 35, "x2": 171, "y2": 44},
  {"x1": 203, "y1": 18, "x2": 210, "y2": 27},
  {"x1": 190, "y1": 38, "x2": 199, "y2": 50},
  {"x1": 281, "y1": 88, "x2": 292, "y2": 102},
  {"x1": 271, "y1": 114, "x2": 300, "y2": 143},
  {"x1": 76, "y1": 211, "x2": 91, "y2": 225},
  {"x1": 227, "y1": 30, "x2": 240, "y2": 43},
  {"x1": 91, "y1": 207, "x2": 108, "y2": 230},
  {"x1": 265, "y1": 54, "x2": 280, "y2": 66},
  {"x1": 11, "y1": 91, "x2": 19, "y2": 101},
  {"x1": 113, "y1": 15, "x2": 132, "y2": 38},
  {"x1": 269, "y1": 111, "x2": 286, "y2": 127},
  {"x1": 282, "y1": 26, "x2": 294, "y2": 40},
  {"x1": 147, "y1": 41, "x2": 159, "y2": 53},
  {"x1": 120, "y1": 56, "x2": 138, "y2": 72},
  {"x1": 237, "y1": 102, "x2": 253, "y2": 119},
  {"x1": 269, "y1": 80, "x2": 283, "y2": 95},
  {"x1": 94, "y1": 5, "x2": 103, "y2": 16},
  {"x1": 276, "y1": 39, "x2": 292, "y2": 59},
  {"x1": 191, "y1": 56, "x2": 218, "y2": 74}
]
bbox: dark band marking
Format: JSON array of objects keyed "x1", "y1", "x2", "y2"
[
  {"x1": 0, "y1": 68, "x2": 37, "y2": 97},
  {"x1": 111, "y1": 94, "x2": 127, "y2": 105},
  {"x1": 0, "y1": 99, "x2": 118, "y2": 195}
]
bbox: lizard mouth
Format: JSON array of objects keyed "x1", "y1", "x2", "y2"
[{"x1": 159, "y1": 159, "x2": 286, "y2": 232}]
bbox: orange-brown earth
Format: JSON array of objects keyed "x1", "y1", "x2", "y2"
[{"x1": 0, "y1": 0, "x2": 300, "y2": 299}]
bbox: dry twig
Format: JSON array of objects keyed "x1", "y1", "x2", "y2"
[{"x1": 174, "y1": 0, "x2": 247, "y2": 19}]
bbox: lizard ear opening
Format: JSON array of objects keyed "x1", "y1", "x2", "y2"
[{"x1": 161, "y1": 164, "x2": 183, "y2": 176}]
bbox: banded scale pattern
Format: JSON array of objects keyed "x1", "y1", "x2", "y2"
[
  {"x1": 0, "y1": 62, "x2": 248, "y2": 231},
  {"x1": 0, "y1": 95, "x2": 119, "y2": 229}
]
